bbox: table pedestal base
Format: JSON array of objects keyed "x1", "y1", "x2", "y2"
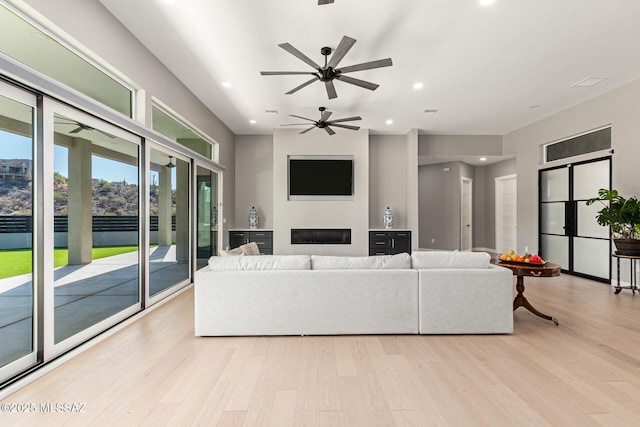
[{"x1": 514, "y1": 276, "x2": 559, "y2": 325}]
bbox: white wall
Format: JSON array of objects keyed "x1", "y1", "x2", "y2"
[
  {"x1": 504, "y1": 78, "x2": 640, "y2": 253},
  {"x1": 273, "y1": 128, "x2": 369, "y2": 255}
]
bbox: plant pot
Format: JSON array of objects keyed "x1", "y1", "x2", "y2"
[{"x1": 613, "y1": 239, "x2": 640, "y2": 256}]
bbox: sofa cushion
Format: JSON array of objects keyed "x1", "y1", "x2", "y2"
[
  {"x1": 411, "y1": 251, "x2": 490, "y2": 269},
  {"x1": 219, "y1": 247, "x2": 243, "y2": 257},
  {"x1": 311, "y1": 252, "x2": 411, "y2": 270},
  {"x1": 208, "y1": 255, "x2": 311, "y2": 271}
]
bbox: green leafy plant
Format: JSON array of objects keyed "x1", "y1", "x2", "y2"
[{"x1": 586, "y1": 188, "x2": 640, "y2": 240}]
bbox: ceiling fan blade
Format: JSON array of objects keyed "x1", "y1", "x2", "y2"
[
  {"x1": 335, "y1": 75, "x2": 379, "y2": 91},
  {"x1": 327, "y1": 36, "x2": 356, "y2": 69},
  {"x1": 279, "y1": 43, "x2": 321, "y2": 69},
  {"x1": 286, "y1": 77, "x2": 318, "y2": 95},
  {"x1": 300, "y1": 126, "x2": 316, "y2": 134},
  {"x1": 69, "y1": 126, "x2": 83, "y2": 134},
  {"x1": 97, "y1": 129, "x2": 117, "y2": 139},
  {"x1": 338, "y1": 58, "x2": 393, "y2": 74},
  {"x1": 261, "y1": 71, "x2": 317, "y2": 76},
  {"x1": 330, "y1": 123, "x2": 360, "y2": 131},
  {"x1": 324, "y1": 126, "x2": 336, "y2": 136},
  {"x1": 328, "y1": 116, "x2": 362, "y2": 124},
  {"x1": 325, "y1": 80, "x2": 338, "y2": 99},
  {"x1": 288, "y1": 114, "x2": 316, "y2": 122},
  {"x1": 320, "y1": 110, "x2": 332, "y2": 122},
  {"x1": 318, "y1": 0, "x2": 334, "y2": 4}
]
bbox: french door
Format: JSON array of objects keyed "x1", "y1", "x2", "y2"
[{"x1": 539, "y1": 157, "x2": 611, "y2": 282}]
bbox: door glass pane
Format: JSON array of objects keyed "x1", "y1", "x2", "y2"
[
  {"x1": 573, "y1": 237, "x2": 610, "y2": 279},
  {"x1": 540, "y1": 168, "x2": 568, "y2": 202},
  {"x1": 149, "y1": 149, "x2": 190, "y2": 296},
  {"x1": 0, "y1": 96, "x2": 34, "y2": 371},
  {"x1": 541, "y1": 203, "x2": 565, "y2": 235},
  {"x1": 197, "y1": 166, "x2": 219, "y2": 269},
  {"x1": 577, "y1": 201, "x2": 609, "y2": 239},
  {"x1": 53, "y1": 114, "x2": 140, "y2": 344},
  {"x1": 541, "y1": 234, "x2": 569, "y2": 269},
  {"x1": 573, "y1": 160, "x2": 609, "y2": 200}
]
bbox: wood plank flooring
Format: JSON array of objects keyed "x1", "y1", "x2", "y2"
[{"x1": 2, "y1": 274, "x2": 640, "y2": 426}]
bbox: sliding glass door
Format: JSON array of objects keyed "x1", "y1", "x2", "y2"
[
  {"x1": 148, "y1": 145, "x2": 191, "y2": 300},
  {"x1": 49, "y1": 102, "x2": 142, "y2": 356},
  {"x1": 196, "y1": 165, "x2": 220, "y2": 269},
  {"x1": 539, "y1": 157, "x2": 611, "y2": 282},
  {"x1": 0, "y1": 81, "x2": 37, "y2": 383}
]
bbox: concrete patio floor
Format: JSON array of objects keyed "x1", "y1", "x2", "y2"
[{"x1": 0, "y1": 246, "x2": 191, "y2": 368}]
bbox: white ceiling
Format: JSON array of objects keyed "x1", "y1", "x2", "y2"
[{"x1": 99, "y1": 0, "x2": 640, "y2": 137}]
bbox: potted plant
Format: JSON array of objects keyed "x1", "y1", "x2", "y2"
[{"x1": 586, "y1": 188, "x2": 640, "y2": 255}]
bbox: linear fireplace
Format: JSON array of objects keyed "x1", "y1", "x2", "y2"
[{"x1": 291, "y1": 229, "x2": 351, "y2": 245}]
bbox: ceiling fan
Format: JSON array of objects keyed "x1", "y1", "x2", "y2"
[
  {"x1": 281, "y1": 107, "x2": 362, "y2": 135},
  {"x1": 318, "y1": 0, "x2": 334, "y2": 4},
  {"x1": 55, "y1": 118, "x2": 116, "y2": 139},
  {"x1": 260, "y1": 35, "x2": 392, "y2": 99}
]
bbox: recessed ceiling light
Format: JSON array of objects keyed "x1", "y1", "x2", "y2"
[
  {"x1": 413, "y1": 82, "x2": 424, "y2": 90},
  {"x1": 480, "y1": 157, "x2": 487, "y2": 161},
  {"x1": 222, "y1": 81, "x2": 232, "y2": 88},
  {"x1": 479, "y1": 0, "x2": 495, "y2": 6},
  {"x1": 385, "y1": 119, "x2": 393, "y2": 125},
  {"x1": 249, "y1": 120, "x2": 256, "y2": 124},
  {"x1": 572, "y1": 77, "x2": 607, "y2": 87},
  {"x1": 423, "y1": 109, "x2": 438, "y2": 114}
]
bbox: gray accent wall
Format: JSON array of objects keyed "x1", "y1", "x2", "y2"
[
  {"x1": 234, "y1": 135, "x2": 274, "y2": 229},
  {"x1": 272, "y1": 128, "x2": 370, "y2": 255},
  {"x1": 369, "y1": 135, "x2": 409, "y2": 229}
]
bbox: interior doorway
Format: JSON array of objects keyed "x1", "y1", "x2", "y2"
[
  {"x1": 461, "y1": 177, "x2": 473, "y2": 250},
  {"x1": 495, "y1": 174, "x2": 517, "y2": 253}
]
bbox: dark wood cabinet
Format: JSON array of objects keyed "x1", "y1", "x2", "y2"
[
  {"x1": 229, "y1": 230, "x2": 273, "y2": 255},
  {"x1": 369, "y1": 230, "x2": 411, "y2": 256}
]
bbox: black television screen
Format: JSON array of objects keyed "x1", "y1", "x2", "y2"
[{"x1": 288, "y1": 157, "x2": 353, "y2": 197}]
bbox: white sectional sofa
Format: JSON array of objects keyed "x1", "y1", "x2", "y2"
[{"x1": 194, "y1": 251, "x2": 513, "y2": 336}]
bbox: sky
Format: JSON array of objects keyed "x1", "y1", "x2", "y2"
[{"x1": 2, "y1": 129, "x2": 142, "y2": 185}]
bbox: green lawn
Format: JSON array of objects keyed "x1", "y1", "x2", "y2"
[{"x1": 0, "y1": 246, "x2": 142, "y2": 279}]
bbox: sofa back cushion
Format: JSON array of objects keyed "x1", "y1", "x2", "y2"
[
  {"x1": 208, "y1": 255, "x2": 311, "y2": 271},
  {"x1": 311, "y1": 252, "x2": 411, "y2": 270},
  {"x1": 411, "y1": 251, "x2": 490, "y2": 269}
]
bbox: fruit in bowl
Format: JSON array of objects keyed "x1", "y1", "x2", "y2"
[{"x1": 499, "y1": 250, "x2": 545, "y2": 264}]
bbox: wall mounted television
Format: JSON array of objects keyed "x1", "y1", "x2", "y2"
[{"x1": 288, "y1": 155, "x2": 354, "y2": 200}]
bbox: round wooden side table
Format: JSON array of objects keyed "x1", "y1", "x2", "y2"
[
  {"x1": 612, "y1": 253, "x2": 640, "y2": 294},
  {"x1": 496, "y1": 261, "x2": 561, "y2": 325}
]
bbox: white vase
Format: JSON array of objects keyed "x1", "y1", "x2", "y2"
[
  {"x1": 383, "y1": 206, "x2": 393, "y2": 229},
  {"x1": 248, "y1": 206, "x2": 259, "y2": 229}
]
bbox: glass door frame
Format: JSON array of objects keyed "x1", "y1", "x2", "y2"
[
  {"x1": 538, "y1": 156, "x2": 612, "y2": 283},
  {"x1": 43, "y1": 99, "x2": 144, "y2": 360},
  {"x1": 0, "y1": 79, "x2": 39, "y2": 384},
  {"x1": 192, "y1": 160, "x2": 223, "y2": 276}
]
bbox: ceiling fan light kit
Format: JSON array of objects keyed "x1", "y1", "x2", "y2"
[
  {"x1": 281, "y1": 106, "x2": 362, "y2": 136},
  {"x1": 262, "y1": 34, "x2": 392, "y2": 135},
  {"x1": 260, "y1": 35, "x2": 392, "y2": 100}
]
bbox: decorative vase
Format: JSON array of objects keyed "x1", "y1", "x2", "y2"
[
  {"x1": 383, "y1": 206, "x2": 394, "y2": 229},
  {"x1": 248, "y1": 206, "x2": 259, "y2": 229}
]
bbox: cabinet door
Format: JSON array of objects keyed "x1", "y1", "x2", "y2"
[
  {"x1": 391, "y1": 232, "x2": 411, "y2": 254},
  {"x1": 229, "y1": 231, "x2": 248, "y2": 248}
]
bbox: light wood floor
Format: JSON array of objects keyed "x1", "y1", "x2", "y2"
[{"x1": 3, "y1": 274, "x2": 640, "y2": 426}]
